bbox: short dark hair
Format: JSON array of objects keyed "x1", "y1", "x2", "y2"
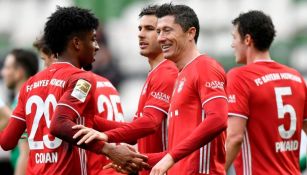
[
  {"x1": 139, "y1": 5, "x2": 159, "y2": 18},
  {"x1": 156, "y1": 3, "x2": 199, "y2": 43},
  {"x1": 44, "y1": 6, "x2": 99, "y2": 55},
  {"x1": 10, "y1": 49, "x2": 39, "y2": 78},
  {"x1": 232, "y1": 10, "x2": 276, "y2": 51},
  {"x1": 33, "y1": 36, "x2": 52, "y2": 57}
]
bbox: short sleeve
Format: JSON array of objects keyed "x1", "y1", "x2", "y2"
[
  {"x1": 12, "y1": 83, "x2": 27, "y2": 122},
  {"x1": 144, "y1": 67, "x2": 177, "y2": 115},
  {"x1": 227, "y1": 69, "x2": 250, "y2": 119},
  {"x1": 197, "y1": 61, "x2": 227, "y2": 106},
  {"x1": 58, "y1": 72, "x2": 96, "y2": 117}
]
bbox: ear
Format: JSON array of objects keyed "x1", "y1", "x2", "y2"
[
  {"x1": 72, "y1": 36, "x2": 82, "y2": 51},
  {"x1": 187, "y1": 27, "x2": 196, "y2": 41},
  {"x1": 244, "y1": 34, "x2": 253, "y2": 46},
  {"x1": 15, "y1": 66, "x2": 25, "y2": 80}
]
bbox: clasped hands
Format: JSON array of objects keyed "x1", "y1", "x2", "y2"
[{"x1": 72, "y1": 125, "x2": 150, "y2": 173}]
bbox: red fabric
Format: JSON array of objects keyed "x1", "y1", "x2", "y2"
[
  {"x1": 169, "y1": 98, "x2": 227, "y2": 161},
  {"x1": 94, "y1": 116, "x2": 125, "y2": 132},
  {"x1": 227, "y1": 61, "x2": 306, "y2": 175},
  {"x1": 0, "y1": 117, "x2": 26, "y2": 150},
  {"x1": 87, "y1": 72, "x2": 125, "y2": 175},
  {"x1": 10, "y1": 62, "x2": 100, "y2": 175},
  {"x1": 50, "y1": 105, "x2": 105, "y2": 154},
  {"x1": 167, "y1": 55, "x2": 227, "y2": 175},
  {"x1": 106, "y1": 107, "x2": 165, "y2": 144},
  {"x1": 146, "y1": 151, "x2": 167, "y2": 167}
]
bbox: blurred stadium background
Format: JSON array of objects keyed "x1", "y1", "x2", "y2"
[{"x1": 0, "y1": 0, "x2": 306, "y2": 173}]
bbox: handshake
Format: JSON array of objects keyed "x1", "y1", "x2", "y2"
[{"x1": 72, "y1": 125, "x2": 150, "y2": 174}]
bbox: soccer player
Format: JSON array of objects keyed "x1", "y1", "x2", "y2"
[
  {"x1": 73, "y1": 5, "x2": 178, "y2": 175},
  {"x1": 146, "y1": 3, "x2": 228, "y2": 175},
  {"x1": 1, "y1": 49, "x2": 39, "y2": 175},
  {"x1": 0, "y1": 6, "x2": 147, "y2": 175},
  {"x1": 225, "y1": 10, "x2": 307, "y2": 175},
  {"x1": 34, "y1": 35, "x2": 126, "y2": 175}
]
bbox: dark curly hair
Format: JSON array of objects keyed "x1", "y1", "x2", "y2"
[
  {"x1": 139, "y1": 5, "x2": 159, "y2": 18},
  {"x1": 232, "y1": 10, "x2": 276, "y2": 51},
  {"x1": 156, "y1": 3, "x2": 199, "y2": 43},
  {"x1": 44, "y1": 6, "x2": 99, "y2": 55}
]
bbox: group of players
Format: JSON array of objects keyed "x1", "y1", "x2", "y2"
[{"x1": 0, "y1": 2, "x2": 306, "y2": 175}]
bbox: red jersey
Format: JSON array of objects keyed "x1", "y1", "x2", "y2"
[
  {"x1": 167, "y1": 55, "x2": 227, "y2": 175},
  {"x1": 12, "y1": 62, "x2": 97, "y2": 175},
  {"x1": 87, "y1": 72, "x2": 124, "y2": 175},
  {"x1": 227, "y1": 60, "x2": 307, "y2": 175},
  {"x1": 136, "y1": 59, "x2": 177, "y2": 153}
]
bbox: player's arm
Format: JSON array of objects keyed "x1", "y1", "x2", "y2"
[
  {"x1": 225, "y1": 115, "x2": 247, "y2": 171},
  {"x1": 151, "y1": 97, "x2": 228, "y2": 174},
  {"x1": 0, "y1": 117, "x2": 26, "y2": 150},
  {"x1": 106, "y1": 107, "x2": 165, "y2": 143},
  {"x1": 73, "y1": 107, "x2": 165, "y2": 144},
  {"x1": 93, "y1": 116, "x2": 126, "y2": 132},
  {"x1": 50, "y1": 104, "x2": 148, "y2": 169}
]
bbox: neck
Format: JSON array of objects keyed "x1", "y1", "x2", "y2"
[
  {"x1": 58, "y1": 52, "x2": 80, "y2": 68},
  {"x1": 15, "y1": 79, "x2": 26, "y2": 94},
  {"x1": 175, "y1": 44, "x2": 200, "y2": 70},
  {"x1": 246, "y1": 49, "x2": 271, "y2": 64},
  {"x1": 148, "y1": 53, "x2": 165, "y2": 70}
]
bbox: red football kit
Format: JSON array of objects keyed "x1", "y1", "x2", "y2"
[
  {"x1": 227, "y1": 60, "x2": 307, "y2": 175},
  {"x1": 87, "y1": 72, "x2": 124, "y2": 175},
  {"x1": 0, "y1": 62, "x2": 105, "y2": 175},
  {"x1": 147, "y1": 55, "x2": 228, "y2": 175},
  {"x1": 97, "y1": 59, "x2": 177, "y2": 175}
]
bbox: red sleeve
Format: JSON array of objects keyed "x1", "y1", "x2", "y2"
[
  {"x1": 145, "y1": 151, "x2": 168, "y2": 166},
  {"x1": 168, "y1": 98, "x2": 227, "y2": 162},
  {"x1": 0, "y1": 118, "x2": 26, "y2": 150},
  {"x1": 50, "y1": 103, "x2": 105, "y2": 154},
  {"x1": 105, "y1": 107, "x2": 166, "y2": 143},
  {"x1": 93, "y1": 116, "x2": 126, "y2": 132},
  {"x1": 227, "y1": 69, "x2": 250, "y2": 119},
  {"x1": 57, "y1": 72, "x2": 96, "y2": 117},
  {"x1": 144, "y1": 65, "x2": 177, "y2": 113},
  {"x1": 198, "y1": 60, "x2": 227, "y2": 104}
]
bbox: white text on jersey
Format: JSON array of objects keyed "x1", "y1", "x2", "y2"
[
  {"x1": 35, "y1": 152, "x2": 58, "y2": 164},
  {"x1": 26, "y1": 79, "x2": 66, "y2": 92}
]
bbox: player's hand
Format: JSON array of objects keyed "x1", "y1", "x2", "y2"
[
  {"x1": 103, "y1": 158, "x2": 150, "y2": 174},
  {"x1": 104, "y1": 144, "x2": 149, "y2": 171},
  {"x1": 150, "y1": 153, "x2": 174, "y2": 175},
  {"x1": 72, "y1": 125, "x2": 108, "y2": 145},
  {"x1": 103, "y1": 163, "x2": 130, "y2": 174}
]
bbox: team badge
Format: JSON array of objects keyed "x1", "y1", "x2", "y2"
[{"x1": 71, "y1": 79, "x2": 92, "y2": 102}]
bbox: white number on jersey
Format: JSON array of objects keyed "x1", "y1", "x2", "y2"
[
  {"x1": 26, "y1": 94, "x2": 62, "y2": 150},
  {"x1": 274, "y1": 87, "x2": 297, "y2": 139},
  {"x1": 97, "y1": 94, "x2": 124, "y2": 122}
]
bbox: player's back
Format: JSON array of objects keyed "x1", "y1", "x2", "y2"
[
  {"x1": 88, "y1": 72, "x2": 124, "y2": 175},
  {"x1": 228, "y1": 61, "x2": 306, "y2": 175},
  {"x1": 14, "y1": 62, "x2": 90, "y2": 175}
]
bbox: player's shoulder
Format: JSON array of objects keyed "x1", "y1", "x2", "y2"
[
  {"x1": 194, "y1": 54, "x2": 226, "y2": 74},
  {"x1": 158, "y1": 59, "x2": 178, "y2": 74}
]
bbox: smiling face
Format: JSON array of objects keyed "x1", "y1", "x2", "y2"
[
  {"x1": 156, "y1": 15, "x2": 189, "y2": 62},
  {"x1": 231, "y1": 24, "x2": 247, "y2": 64},
  {"x1": 78, "y1": 29, "x2": 100, "y2": 70},
  {"x1": 138, "y1": 15, "x2": 162, "y2": 59}
]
